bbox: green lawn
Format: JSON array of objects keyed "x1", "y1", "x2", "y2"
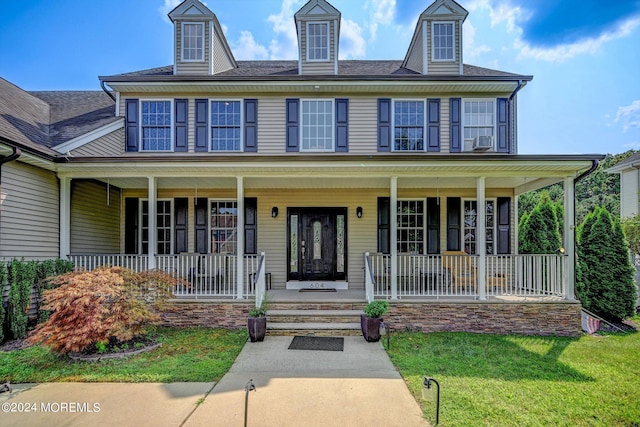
[
  {"x1": 0, "y1": 327, "x2": 247, "y2": 383},
  {"x1": 387, "y1": 329, "x2": 640, "y2": 427}
]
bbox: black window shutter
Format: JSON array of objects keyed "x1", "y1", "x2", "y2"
[
  {"x1": 286, "y1": 99, "x2": 299, "y2": 152},
  {"x1": 449, "y1": 98, "x2": 461, "y2": 153},
  {"x1": 427, "y1": 99, "x2": 440, "y2": 152},
  {"x1": 125, "y1": 99, "x2": 139, "y2": 152},
  {"x1": 194, "y1": 198, "x2": 208, "y2": 253},
  {"x1": 195, "y1": 99, "x2": 208, "y2": 152},
  {"x1": 378, "y1": 98, "x2": 391, "y2": 152},
  {"x1": 497, "y1": 197, "x2": 511, "y2": 254},
  {"x1": 244, "y1": 197, "x2": 258, "y2": 254},
  {"x1": 377, "y1": 197, "x2": 391, "y2": 254},
  {"x1": 335, "y1": 98, "x2": 349, "y2": 152},
  {"x1": 244, "y1": 99, "x2": 258, "y2": 152},
  {"x1": 427, "y1": 197, "x2": 440, "y2": 254},
  {"x1": 446, "y1": 197, "x2": 461, "y2": 251},
  {"x1": 124, "y1": 198, "x2": 139, "y2": 254},
  {"x1": 174, "y1": 198, "x2": 188, "y2": 254},
  {"x1": 497, "y1": 98, "x2": 509, "y2": 152},
  {"x1": 174, "y1": 99, "x2": 188, "y2": 152}
]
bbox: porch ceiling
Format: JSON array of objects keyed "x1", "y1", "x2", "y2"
[{"x1": 57, "y1": 155, "x2": 603, "y2": 192}]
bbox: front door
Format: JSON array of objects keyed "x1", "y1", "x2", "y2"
[{"x1": 288, "y1": 208, "x2": 347, "y2": 282}]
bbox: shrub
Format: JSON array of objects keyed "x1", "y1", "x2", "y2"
[
  {"x1": 577, "y1": 207, "x2": 637, "y2": 321},
  {"x1": 364, "y1": 300, "x2": 389, "y2": 318},
  {"x1": 519, "y1": 191, "x2": 562, "y2": 254},
  {"x1": 34, "y1": 259, "x2": 75, "y2": 323},
  {"x1": 7, "y1": 259, "x2": 37, "y2": 340},
  {"x1": 27, "y1": 267, "x2": 176, "y2": 354}
]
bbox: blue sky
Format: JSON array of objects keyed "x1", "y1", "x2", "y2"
[{"x1": 0, "y1": 0, "x2": 639, "y2": 155}]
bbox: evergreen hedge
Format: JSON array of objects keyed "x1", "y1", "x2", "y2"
[
  {"x1": 577, "y1": 207, "x2": 637, "y2": 321},
  {"x1": 519, "y1": 191, "x2": 562, "y2": 254}
]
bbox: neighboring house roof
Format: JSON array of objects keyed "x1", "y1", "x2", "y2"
[
  {"x1": 606, "y1": 152, "x2": 640, "y2": 173},
  {"x1": 101, "y1": 61, "x2": 531, "y2": 81},
  {"x1": 0, "y1": 77, "x2": 117, "y2": 158}
]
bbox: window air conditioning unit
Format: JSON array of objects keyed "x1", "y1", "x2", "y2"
[{"x1": 472, "y1": 135, "x2": 493, "y2": 151}]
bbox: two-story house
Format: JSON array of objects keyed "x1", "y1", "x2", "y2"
[{"x1": 0, "y1": 0, "x2": 604, "y2": 336}]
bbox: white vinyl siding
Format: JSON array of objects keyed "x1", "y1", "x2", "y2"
[
  {"x1": 69, "y1": 128, "x2": 125, "y2": 157},
  {"x1": 0, "y1": 162, "x2": 59, "y2": 260},
  {"x1": 70, "y1": 180, "x2": 121, "y2": 254},
  {"x1": 621, "y1": 169, "x2": 640, "y2": 218}
]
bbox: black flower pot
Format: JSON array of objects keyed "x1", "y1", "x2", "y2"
[
  {"x1": 361, "y1": 314, "x2": 382, "y2": 342},
  {"x1": 248, "y1": 316, "x2": 266, "y2": 342}
]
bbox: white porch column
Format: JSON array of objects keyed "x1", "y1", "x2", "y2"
[
  {"x1": 477, "y1": 177, "x2": 487, "y2": 300},
  {"x1": 147, "y1": 177, "x2": 157, "y2": 269},
  {"x1": 59, "y1": 177, "x2": 71, "y2": 260},
  {"x1": 564, "y1": 176, "x2": 576, "y2": 300},
  {"x1": 514, "y1": 197, "x2": 519, "y2": 254},
  {"x1": 236, "y1": 177, "x2": 245, "y2": 299},
  {"x1": 390, "y1": 176, "x2": 398, "y2": 300}
]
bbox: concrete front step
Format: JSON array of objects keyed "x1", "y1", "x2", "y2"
[{"x1": 266, "y1": 308, "x2": 364, "y2": 336}]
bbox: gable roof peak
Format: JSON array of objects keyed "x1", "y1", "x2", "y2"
[
  {"x1": 295, "y1": 0, "x2": 341, "y2": 20},
  {"x1": 168, "y1": 0, "x2": 215, "y2": 22},
  {"x1": 422, "y1": 0, "x2": 468, "y2": 21}
]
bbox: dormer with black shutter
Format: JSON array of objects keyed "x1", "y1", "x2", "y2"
[
  {"x1": 168, "y1": 0, "x2": 236, "y2": 76},
  {"x1": 403, "y1": 0, "x2": 468, "y2": 75},
  {"x1": 294, "y1": 0, "x2": 341, "y2": 75}
]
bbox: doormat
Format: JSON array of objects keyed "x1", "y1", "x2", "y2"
[
  {"x1": 288, "y1": 336, "x2": 344, "y2": 351},
  {"x1": 298, "y1": 288, "x2": 337, "y2": 292}
]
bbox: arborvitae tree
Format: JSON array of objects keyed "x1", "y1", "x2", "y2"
[
  {"x1": 519, "y1": 191, "x2": 562, "y2": 254},
  {"x1": 577, "y1": 207, "x2": 636, "y2": 321}
]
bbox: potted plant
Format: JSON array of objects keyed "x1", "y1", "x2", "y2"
[
  {"x1": 247, "y1": 300, "x2": 267, "y2": 342},
  {"x1": 361, "y1": 300, "x2": 389, "y2": 342}
]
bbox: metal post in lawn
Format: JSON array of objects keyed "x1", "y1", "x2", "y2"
[
  {"x1": 422, "y1": 377, "x2": 440, "y2": 426},
  {"x1": 244, "y1": 379, "x2": 256, "y2": 427}
]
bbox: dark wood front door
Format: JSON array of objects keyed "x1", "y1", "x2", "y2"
[{"x1": 288, "y1": 208, "x2": 347, "y2": 282}]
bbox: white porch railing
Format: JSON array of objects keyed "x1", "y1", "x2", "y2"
[
  {"x1": 367, "y1": 253, "x2": 566, "y2": 298},
  {"x1": 68, "y1": 253, "x2": 261, "y2": 298}
]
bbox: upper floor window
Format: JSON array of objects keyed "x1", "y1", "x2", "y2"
[
  {"x1": 141, "y1": 100, "x2": 172, "y2": 151},
  {"x1": 432, "y1": 22, "x2": 454, "y2": 61},
  {"x1": 463, "y1": 99, "x2": 495, "y2": 150},
  {"x1": 301, "y1": 99, "x2": 334, "y2": 151},
  {"x1": 182, "y1": 22, "x2": 204, "y2": 62},
  {"x1": 394, "y1": 100, "x2": 425, "y2": 151},
  {"x1": 211, "y1": 100, "x2": 242, "y2": 151},
  {"x1": 307, "y1": 22, "x2": 329, "y2": 61}
]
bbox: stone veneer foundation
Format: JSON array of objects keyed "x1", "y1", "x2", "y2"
[{"x1": 160, "y1": 299, "x2": 583, "y2": 337}]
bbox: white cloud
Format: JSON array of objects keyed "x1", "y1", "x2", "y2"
[
  {"x1": 232, "y1": 31, "x2": 269, "y2": 60},
  {"x1": 339, "y1": 19, "x2": 367, "y2": 59},
  {"x1": 463, "y1": 21, "x2": 491, "y2": 62},
  {"x1": 266, "y1": 0, "x2": 301, "y2": 60},
  {"x1": 367, "y1": 0, "x2": 396, "y2": 40},
  {"x1": 159, "y1": 0, "x2": 182, "y2": 22},
  {"x1": 616, "y1": 100, "x2": 640, "y2": 132}
]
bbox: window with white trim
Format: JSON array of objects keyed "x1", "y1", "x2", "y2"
[
  {"x1": 141, "y1": 100, "x2": 172, "y2": 151},
  {"x1": 307, "y1": 22, "x2": 329, "y2": 61},
  {"x1": 463, "y1": 199, "x2": 496, "y2": 255},
  {"x1": 432, "y1": 22, "x2": 454, "y2": 61},
  {"x1": 301, "y1": 99, "x2": 334, "y2": 151},
  {"x1": 393, "y1": 100, "x2": 425, "y2": 151},
  {"x1": 463, "y1": 99, "x2": 495, "y2": 149},
  {"x1": 141, "y1": 199, "x2": 173, "y2": 255},
  {"x1": 210, "y1": 200, "x2": 238, "y2": 254},
  {"x1": 398, "y1": 200, "x2": 425, "y2": 253},
  {"x1": 211, "y1": 100, "x2": 242, "y2": 151},
  {"x1": 182, "y1": 22, "x2": 204, "y2": 62}
]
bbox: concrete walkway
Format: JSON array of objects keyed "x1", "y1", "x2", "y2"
[{"x1": 1, "y1": 336, "x2": 429, "y2": 427}]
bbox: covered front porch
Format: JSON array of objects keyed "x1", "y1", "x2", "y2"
[{"x1": 59, "y1": 155, "x2": 594, "y2": 305}]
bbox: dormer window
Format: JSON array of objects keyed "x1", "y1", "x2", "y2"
[
  {"x1": 307, "y1": 22, "x2": 330, "y2": 61},
  {"x1": 432, "y1": 22, "x2": 454, "y2": 61},
  {"x1": 182, "y1": 22, "x2": 204, "y2": 62}
]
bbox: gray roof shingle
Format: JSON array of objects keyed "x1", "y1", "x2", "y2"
[{"x1": 0, "y1": 77, "x2": 117, "y2": 156}]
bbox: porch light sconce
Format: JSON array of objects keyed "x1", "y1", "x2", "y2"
[
  {"x1": 356, "y1": 207, "x2": 363, "y2": 218},
  {"x1": 556, "y1": 247, "x2": 565, "y2": 255},
  {"x1": 271, "y1": 207, "x2": 279, "y2": 218}
]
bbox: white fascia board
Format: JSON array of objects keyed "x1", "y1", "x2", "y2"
[{"x1": 52, "y1": 119, "x2": 124, "y2": 154}]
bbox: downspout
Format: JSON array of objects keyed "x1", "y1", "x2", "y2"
[
  {"x1": 509, "y1": 80, "x2": 524, "y2": 154},
  {"x1": 574, "y1": 159, "x2": 599, "y2": 185},
  {"x1": 100, "y1": 80, "x2": 116, "y2": 102},
  {"x1": 0, "y1": 147, "x2": 22, "y2": 180}
]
